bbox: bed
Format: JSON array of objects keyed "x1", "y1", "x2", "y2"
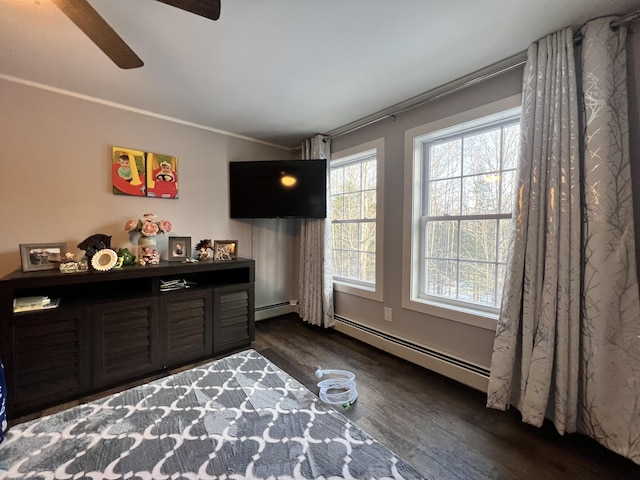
[{"x1": 0, "y1": 349, "x2": 424, "y2": 479}]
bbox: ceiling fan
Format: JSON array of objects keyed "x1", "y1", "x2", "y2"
[{"x1": 51, "y1": 0, "x2": 221, "y2": 69}]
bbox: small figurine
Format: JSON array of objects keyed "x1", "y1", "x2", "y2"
[
  {"x1": 58, "y1": 251, "x2": 87, "y2": 274},
  {"x1": 77, "y1": 234, "x2": 112, "y2": 260},
  {"x1": 117, "y1": 248, "x2": 136, "y2": 265},
  {"x1": 59, "y1": 252, "x2": 79, "y2": 273}
]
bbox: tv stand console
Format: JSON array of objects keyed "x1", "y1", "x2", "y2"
[{"x1": 0, "y1": 258, "x2": 255, "y2": 419}]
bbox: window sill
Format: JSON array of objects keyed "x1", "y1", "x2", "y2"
[
  {"x1": 333, "y1": 280, "x2": 382, "y2": 302},
  {"x1": 401, "y1": 295, "x2": 498, "y2": 331}
]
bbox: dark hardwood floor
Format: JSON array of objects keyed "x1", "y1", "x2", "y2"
[
  {"x1": 253, "y1": 314, "x2": 640, "y2": 480},
  {"x1": 8, "y1": 313, "x2": 640, "y2": 479}
]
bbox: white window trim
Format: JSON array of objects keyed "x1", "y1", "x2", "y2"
[
  {"x1": 331, "y1": 137, "x2": 385, "y2": 302},
  {"x1": 402, "y1": 95, "x2": 521, "y2": 330}
]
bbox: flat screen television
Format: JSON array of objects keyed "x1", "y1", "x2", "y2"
[{"x1": 229, "y1": 159, "x2": 327, "y2": 218}]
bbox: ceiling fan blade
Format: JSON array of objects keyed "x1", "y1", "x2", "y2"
[
  {"x1": 155, "y1": 0, "x2": 221, "y2": 21},
  {"x1": 51, "y1": 0, "x2": 144, "y2": 69}
]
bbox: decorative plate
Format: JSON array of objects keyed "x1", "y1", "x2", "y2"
[{"x1": 91, "y1": 249, "x2": 118, "y2": 272}]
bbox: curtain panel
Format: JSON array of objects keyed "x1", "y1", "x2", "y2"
[
  {"x1": 578, "y1": 17, "x2": 640, "y2": 461},
  {"x1": 298, "y1": 134, "x2": 334, "y2": 327},
  {"x1": 487, "y1": 17, "x2": 640, "y2": 464},
  {"x1": 486, "y1": 27, "x2": 581, "y2": 431}
]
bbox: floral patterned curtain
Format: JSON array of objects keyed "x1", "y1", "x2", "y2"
[
  {"x1": 487, "y1": 17, "x2": 640, "y2": 464},
  {"x1": 298, "y1": 134, "x2": 334, "y2": 327}
]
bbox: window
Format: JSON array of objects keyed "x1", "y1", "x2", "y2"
[
  {"x1": 331, "y1": 138, "x2": 384, "y2": 301},
  {"x1": 422, "y1": 117, "x2": 519, "y2": 311},
  {"x1": 402, "y1": 96, "x2": 521, "y2": 328}
]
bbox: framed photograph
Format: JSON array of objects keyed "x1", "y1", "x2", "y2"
[
  {"x1": 20, "y1": 243, "x2": 67, "y2": 272},
  {"x1": 213, "y1": 240, "x2": 238, "y2": 260},
  {"x1": 168, "y1": 236, "x2": 191, "y2": 261}
]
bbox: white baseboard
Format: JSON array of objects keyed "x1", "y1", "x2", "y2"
[{"x1": 334, "y1": 316, "x2": 489, "y2": 393}]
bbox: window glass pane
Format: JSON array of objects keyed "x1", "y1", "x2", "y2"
[
  {"x1": 502, "y1": 123, "x2": 520, "y2": 170},
  {"x1": 360, "y1": 252, "x2": 376, "y2": 283},
  {"x1": 343, "y1": 222, "x2": 359, "y2": 251},
  {"x1": 463, "y1": 129, "x2": 500, "y2": 175},
  {"x1": 344, "y1": 250, "x2": 359, "y2": 279},
  {"x1": 332, "y1": 223, "x2": 342, "y2": 250},
  {"x1": 425, "y1": 259, "x2": 458, "y2": 298},
  {"x1": 428, "y1": 178, "x2": 460, "y2": 216},
  {"x1": 460, "y1": 220, "x2": 497, "y2": 262},
  {"x1": 360, "y1": 222, "x2": 376, "y2": 253},
  {"x1": 459, "y1": 261, "x2": 497, "y2": 306},
  {"x1": 498, "y1": 219, "x2": 512, "y2": 263},
  {"x1": 363, "y1": 191, "x2": 376, "y2": 219},
  {"x1": 500, "y1": 170, "x2": 516, "y2": 214},
  {"x1": 344, "y1": 192, "x2": 361, "y2": 220},
  {"x1": 331, "y1": 193, "x2": 344, "y2": 221},
  {"x1": 331, "y1": 168, "x2": 344, "y2": 194},
  {"x1": 426, "y1": 220, "x2": 458, "y2": 260},
  {"x1": 429, "y1": 139, "x2": 461, "y2": 179},
  {"x1": 363, "y1": 159, "x2": 376, "y2": 190},
  {"x1": 462, "y1": 175, "x2": 499, "y2": 215},
  {"x1": 344, "y1": 164, "x2": 362, "y2": 193}
]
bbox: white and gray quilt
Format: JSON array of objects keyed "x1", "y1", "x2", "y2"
[{"x1": 0, "y1": 349, "x2": 424, "y2": 479}]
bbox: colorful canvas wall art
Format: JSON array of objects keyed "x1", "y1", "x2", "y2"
[{"x1": 112, "y1": 147, "x2": 178, "y2": 199}]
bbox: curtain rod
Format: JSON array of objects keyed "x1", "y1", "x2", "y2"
[
  {"x1": 326, "y1": 52, "x2": 527, "y2": 140},
  {"x1": 611, "y1": 9, "x2": 640, "y2": 28},
  {"x1": 324, "y1": 9, "x2": 638, "y2": 143},
  {"x1": 574, "y1": 10, "x2": 639, "y2": 46}
]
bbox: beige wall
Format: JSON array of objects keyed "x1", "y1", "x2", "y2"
[
  {"x1": 0, "y1": 79, "x2": 296, "y2": 310},
  {"x1": 330, "y1": 21, "x2": 640, "y2": 371}
]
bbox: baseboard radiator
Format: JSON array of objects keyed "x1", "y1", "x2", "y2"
[
  {"x1": 334, "y1": 315, "x2": 490, "y2": 392},
  {"x1": 255, "y1": 301, "x2": 296, "y2": 321}
]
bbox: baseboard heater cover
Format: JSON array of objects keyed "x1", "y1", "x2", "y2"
[
  {"x1": 255, "y1": 301, "x2": 295, "y2": 321},
  {"x1": 334, "y1": 315, "x2": 490, "y2": 392}
]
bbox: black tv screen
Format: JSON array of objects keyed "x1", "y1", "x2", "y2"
[{"x1": 229, "y1": 159, "x2": 327, "y2": 218}]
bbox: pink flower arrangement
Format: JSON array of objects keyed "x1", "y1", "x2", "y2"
[{"x1": 125, "y1": 213, "x2": 172, "y2": 237}]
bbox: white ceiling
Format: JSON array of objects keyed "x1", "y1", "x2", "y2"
[{"x1": 1, "y1": 0, "x2": 638, "y2": 149}]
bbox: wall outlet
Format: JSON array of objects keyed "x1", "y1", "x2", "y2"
[{"x1": 384, "y1": 307, "x2": 392, "y2": 322}]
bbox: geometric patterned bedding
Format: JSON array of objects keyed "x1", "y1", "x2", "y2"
[{"x1": 0, "y1": 349, "x2": 425, "y2": 479}]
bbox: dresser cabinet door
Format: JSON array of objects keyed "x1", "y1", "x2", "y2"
[
  {"x1": 213, "y1": 283, "x2": 255, "y2": 353},
  {"x1": 7, "y1": 307, "x2": 90, "y2": 414},
  {"x1": 91, "y1": 298, "x2": 160, "y2": 388},
  {"x1": 160, "y1": 289, "x2": 213, "y2": 366}
]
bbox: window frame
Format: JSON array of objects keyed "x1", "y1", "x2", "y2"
[
  {"x1": 402, "y1": 95, "x2": 521, "y2": 330},
  {"x1": 331, "y1": 138, "x2": 385, "y2": 302}
]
